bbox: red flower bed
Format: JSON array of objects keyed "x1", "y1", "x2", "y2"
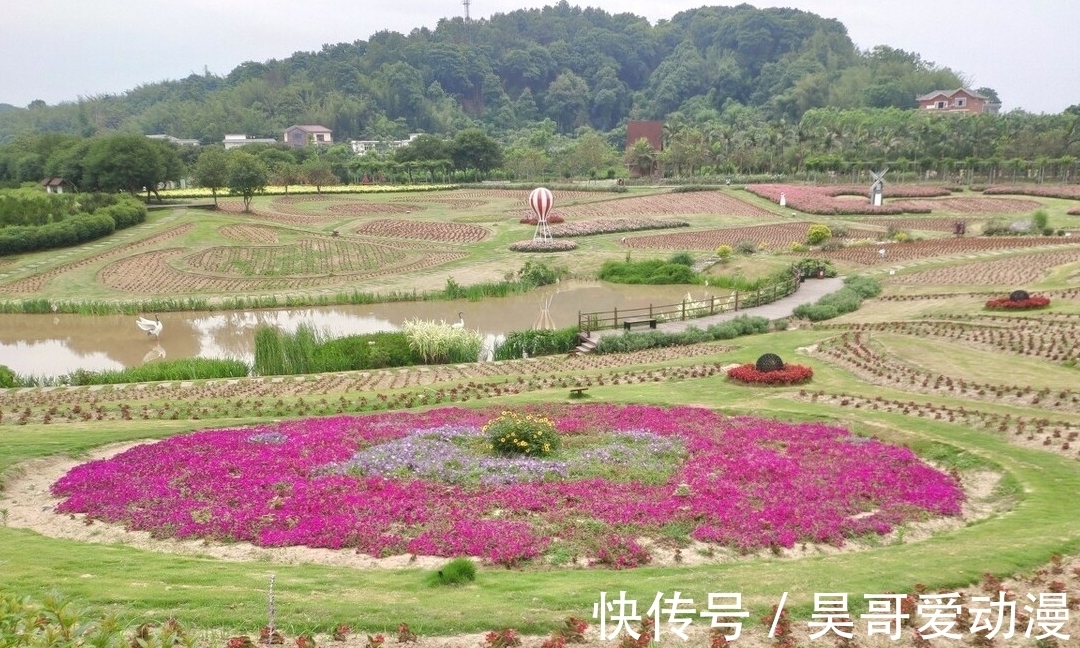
[
  {"x1": 727, "y1": 363, "x2": 813, "y2": 385},
  {"x1": 984, "y1": 296, "x2": 1051, "y2": 310}
]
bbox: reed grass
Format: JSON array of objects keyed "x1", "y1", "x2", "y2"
[
  {"x1": 402, "y1": 318, "x2": 483, "y2": 364},
  {"x1": 55, "y1": 359, "x2": 250, "y2": 386}
]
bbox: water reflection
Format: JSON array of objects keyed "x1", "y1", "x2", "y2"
[{"x1": 0, "y1": 281, "x2": 712, "y2": 377}]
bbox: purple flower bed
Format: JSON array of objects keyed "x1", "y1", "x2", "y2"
[{"x1": 51, "y1": 404, "x2": 964, "y2": 566}]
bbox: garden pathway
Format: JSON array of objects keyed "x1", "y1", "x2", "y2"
[{"x1": 579, "y1": 276, "x2": 844, "y2": 346}]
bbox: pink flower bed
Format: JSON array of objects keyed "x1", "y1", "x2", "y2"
[
  {"x1": 726, "y1": 363, "x2": 814, "y2": 385},
  {"x1": 985, "y1": 295, "x2": 1051, "y2": 310},
  {"x1": 746, "y1": 184, "x2": 951, "y2": 215},
  {"x1": 51, "y1": 405, "x2": 963, "y2": 565}
]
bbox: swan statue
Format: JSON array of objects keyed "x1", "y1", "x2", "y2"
[{"x1": 136, "y1": 315, "x2": 163, "y2": 338}]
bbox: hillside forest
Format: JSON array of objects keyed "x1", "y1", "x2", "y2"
[{"x1": 1, "y1": 2, "x2": 1079, "y2": 189}]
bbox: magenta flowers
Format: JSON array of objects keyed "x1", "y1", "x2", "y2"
[{"x1": 51, "y1": 405, "x2": 963, "y2": 566}]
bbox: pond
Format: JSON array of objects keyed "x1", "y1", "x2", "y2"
[{"x1": 0, "y1": 281, "x2": 715, "y2": 378}]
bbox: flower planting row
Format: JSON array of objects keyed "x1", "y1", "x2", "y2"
[
  {"x1": 390, "y1": 196, "x2": 489, "y2": 209},
  {"x1": 813, "y1": 332, "x2": 1080, "y2": 411},
  {"x1": 818, "y1": 317, "x2": 1080, "y2": 364},
  {"x1": 557, "y1": 192, "x2": 779, "y2": 219},
  {"x1": 355, "y1": 219, "x2": 490, "y2": 243},
  {"x1": 888, "y1": 197, "x2": 1042, "y2": 214},
  {"x1": 51, "y1": 403, "x2": 963, "y2": 563},
  {"x1": 0, "y1": 343, "x2": 738, "y2": 425},
  {"x1": 983, "y1": 185, "x2": 1080, "y2": 200},
  {"x1": 745, "y1": 185, "x2": 910, "y2": 215},
  {"x1": 509, "y1": 239, "x2": 578, "y2": 252},
  {"x1": 797, "y1": 390, "x2": 1080, "y2": 461},
  {"x1": 985, "y1": 295, "x2": 1051, "y2": 310},
  {"x1": 811, "y1": 236, "x2": 1080, "y2": 265},
  {"x1": 624, "y1": 222, "x2": 877, "y2": 251},
  {"x1": 549, "y1": 218, "x2": 689, "y2": 237},
  {"x1": 855, "y1": 217, "x2": 986, "y2": 233},
  {"x1": 0, "y1": 222, "x2": 195, "y2": 295},
  {"x1": 885, "y1": 248, "x2": 1080, "y2": 286}
]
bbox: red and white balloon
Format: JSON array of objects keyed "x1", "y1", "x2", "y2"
[{"x1": 528, "y1": 187, "x2": 554, "y2": 223}]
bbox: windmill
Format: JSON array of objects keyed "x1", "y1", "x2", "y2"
[{"x1": 870, "y1": 167, "x2": 888, "y2": 207}]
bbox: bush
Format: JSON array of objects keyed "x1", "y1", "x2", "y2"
[
  {"x1": 793, "y1": 258, "x2": 837, "y2": 279},
  {"x1": 715, "y1": 244, "x2": 733, "y2": 261},
  {"x1": 485, "y1": 411, "x2": 560, "y2": 457},
  {"x1": 598, "y1": 259, "x2": 700, "y2": 284},
  {"x1": 844, "y1": 275, "x2": 882, "y2": 299},
  {"x1": 734, "y1": 239, "x2": 758, "y2": 255},
  {"x1": 668, "y1": 251, "x2": 695, "y2": 266},
  {"x1": 595, "y1": 315, "x2": 769, "y2": 353},
  {"x1": 806, "y1": 223, "x2": 832, "y2": 245},
  {"x1": 429, "y1": 557, "x2": 477, "y2": 586},
  {"x1": 517, "y1": 260, "x2": 564, "y2": 287},
  {"x1": 311, "y1": 332, "x2": 418, "y2": 371},
  {"x1": 494, "y1": 326, "x2": 579, "y2": 360},
  {"x1": 0, "y1": 363, "x2": 18, "y2": 388}
]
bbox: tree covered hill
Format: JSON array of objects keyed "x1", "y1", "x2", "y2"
[{"x1": 0, "y1": 2, "x2": 967, "y2": 144}]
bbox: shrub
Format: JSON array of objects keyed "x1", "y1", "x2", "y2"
[
  {"x1": 485, "y1": 411, "x2": 560, "y2": 457},
  {"x1": 793, "y1": 258, "x2": 837, "y2": 279},
  {"x1": 1031, "y1": 209, "x2": 1049, "y2": 231},
  {"x1": 494, "y1": 326, "x2": 580, "y2": 360},
  {"x1": 727, "y1": 363, "x2": 813, "y2": 385},
  {"x1": 517, "y1": 260, "x2": 565, "y2": 287},
  {"x1": 1010, "y1": 289, "x2": 1030, "y2": 302},
  {"x1": 668, "y1": 251, "x2": 695, "y2": 266},
  {"x1": 715, "y1": 244, "x2": 733, "y2": 261},
  {"x1": 734, "y1": 239, "x2": 758, "y2": 255},
  {"x1": 593, "y1": 534, "x2": 651, "y2": 569},
  {"x1": 806, "y1": 223, "x2": 832, "y2": 245},
  {"x1": 844, "y1": 275, "x2": 882, "y2": 299},
  {"x1": 429, "y1": 557, "x2": 477, "y2": 586},
  {"x1": 598, "y1": 259, "x2": 700, "y2": 285},
  {"x1": 789, "y1": 242, "x2": 809, "y2": 253},
  {"x1": 312, "y1": 332, "x2": 418, "y2": 371},
  {"x1": 0, "y1": 364, "x2": 17, "y2": 388}
]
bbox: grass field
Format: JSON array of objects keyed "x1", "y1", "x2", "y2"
[{"x1": 2, "y1": 184, "x2": 1080, "y2": 646}]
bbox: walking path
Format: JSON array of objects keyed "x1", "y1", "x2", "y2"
[{"x1": 582, "y1": 277, "x2": 844, "y2": 344}]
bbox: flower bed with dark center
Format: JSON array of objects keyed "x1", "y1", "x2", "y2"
[{"x1": 727, "y1": 363, "x2": 814, "y2": 385}]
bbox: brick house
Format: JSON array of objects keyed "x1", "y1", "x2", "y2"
[
  {"x1": 284, "y1": 125, "x2": 333, "y2": 148},
  {"x1": 916, "y1": 88, "x2": 1001, "y2": 114}
]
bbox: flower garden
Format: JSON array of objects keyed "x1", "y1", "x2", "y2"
[{"x1": 52, "y1": 404, "x2": 961, "y2": 566}]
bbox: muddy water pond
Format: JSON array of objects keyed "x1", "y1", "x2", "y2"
[{"x1": 0, "y1": 281, "x2": 715, "y2": 378}]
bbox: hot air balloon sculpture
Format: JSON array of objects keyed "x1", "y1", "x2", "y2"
[{"x1": 529, "y1": 187, "x2": 554, "y2": 243}]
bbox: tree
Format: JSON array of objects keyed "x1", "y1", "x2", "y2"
[
  {"x1": 624, "y1": 138, "x2": 658, "y2": 177},
  {"x1": 301, "y1": 157, "x2": 338, "y2": 193},
  {"x1": 82, "y1": 134, "x2": 181, "y2": 201},
  {"x1": 226, "y1": 151, "x2": 268, "y2": 212},
  {"x1": 193, "y1": 148, "x2": 229, "y2": 207},
  {"x1": 450, "y1": 129, "x2": 504, "y2": 178}
]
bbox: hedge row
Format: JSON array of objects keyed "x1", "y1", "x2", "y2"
[{"x1": 0, "y1": 196, "x2": 146, "y2": 256}]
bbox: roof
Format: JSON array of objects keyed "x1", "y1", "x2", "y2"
[
  {"x1": 286, "y1": 124, "x2": 332, "y2": 133},
  {"x1": 916, "y1": 88, "x2": 989, "y2": 101},
  {"x1": 41, "y1": 177, "x2": 71, "y2": 187}
]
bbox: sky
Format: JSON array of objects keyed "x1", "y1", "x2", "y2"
[{"x1": 1, "y1": 0, "x2": 1076, "y2": 114}]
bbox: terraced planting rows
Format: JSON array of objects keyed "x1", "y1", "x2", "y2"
[
  {"x1": 812, "y1": 331, "x2": 1080, "y2": 412},
  {"x1": 887, "y1": 248, "x2": 1080, "y2": 285},
  {"x1": 889, "y1": 196, "x2": 1043, "y2": 213},
  {"x1": 816, "y1": 236, "x2": 1080, "y2": 265},
  {"x1": 97, "y1": 244, "x2": 466, "y2": 294},
  {"x1": 0, "y1": 343, "x2": 736, "y2": 425},
  {"x1": 217, "y1": 224, "x2": 281, "y2": 244},
  {"x1": 855, "y1": 217, "x2": 985, "y2": 232},
  {"x1": 0, "y1": 223, "x2": 195, "y2": 294}
]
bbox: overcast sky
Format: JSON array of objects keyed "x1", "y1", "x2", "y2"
[{"x1": 1, "y1": 1, "x2": 1076, "y2": 114}]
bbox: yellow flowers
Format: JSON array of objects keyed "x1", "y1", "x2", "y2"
[{"x1": 486, "y1": 410, "x2": 560, "y2": 457}]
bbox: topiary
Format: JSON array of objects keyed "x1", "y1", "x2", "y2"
[
  {"x1": 755, "y1": 353, "x2": 785, "y2": 373},
  {"x1": 1009, "y1": 289, "x2": 1030, "y2": 302}
]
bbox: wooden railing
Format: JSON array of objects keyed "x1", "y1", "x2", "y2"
[{"x1": 578, "y1": 274, "x2": 800, "y2": 336}]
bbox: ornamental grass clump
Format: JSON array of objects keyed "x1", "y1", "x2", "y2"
[
  {"x1": 428, "y1": 556, "x2": 477, "y2": 586},
  {"x1": 485, "y1": 410, "x2": 560, "y2": 457},
  {"x1": 402, "y1": 318, "x2": 483, "y2": 364}
]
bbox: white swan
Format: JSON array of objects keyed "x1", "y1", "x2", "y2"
[
  {"x1": 451, "y1": 312, "x2": 465, "y2": 329},
  {"x1": 136, "y1": 315, "x2": 163, "y2": 338}
]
